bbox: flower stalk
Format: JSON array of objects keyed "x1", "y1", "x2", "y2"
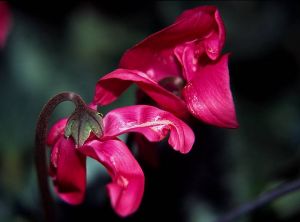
[
  {"x1": 35, "y1": 92, "x2": 99, "y2": 222},
  {"x1": 216, "y1": 178, "x2": 300, "y2": 222}
]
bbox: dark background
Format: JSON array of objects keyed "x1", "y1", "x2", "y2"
[{"x1": 1, "y1": 1, "x2": 300, "y2": 222}]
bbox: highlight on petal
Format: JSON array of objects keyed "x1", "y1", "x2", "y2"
[
  {"x1": 50, "y1": 137, "x2": 86, "y2": 205},
  {"x1": 47, "y1": 118, "x2": 68, "y2": 146},
  {"x1": 119, "y1": 6, "x2": 223, "y2": 80},
  {"x1": 182, "y1": 54, "x2": 238, "y2": 128},
  {"x1": 94, "y1": 68, "x2": 189, "y2": 119},
  {"x1": 103, "y1": 105, "x2": 195, "y2": 154},
  {"x1": 80, "y1": 139, "x2": 144, "y2": 217},
  {"x1": 0, "y1": 2, "x2": 11, "y2": 47}
]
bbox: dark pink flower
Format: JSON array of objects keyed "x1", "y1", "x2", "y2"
[
  {"x1": 94, "y1": 6, "x2": 238, "y2": 128},
  {"x1": 0, "y1": 2, "x2": 11, "y2": 47},
  {"x1": 47, "y1": 105, "x2": 194, "y2": 217}
]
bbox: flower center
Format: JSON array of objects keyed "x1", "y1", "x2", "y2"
[{"x1": 158, "y1": 77, "x2": 185, "y2": 97}]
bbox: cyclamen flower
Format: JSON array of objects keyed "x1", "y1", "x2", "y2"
[
  {"x1": 94, "y1": 6, "x2": 238, "y2": 128},
  {"x1": 47, "y1": 105, "x2": 194, "y2": 217}
]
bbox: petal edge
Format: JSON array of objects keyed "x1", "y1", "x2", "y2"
[{"x1": 183, "y1": 54, "x2": 238, "y2": 128}]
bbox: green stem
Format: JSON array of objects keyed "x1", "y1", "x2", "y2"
[
  {"x1": 216, "y1": 178, "x2": 300, "y2": 222},
  {"x1": 35, "y1": 92, "x2": 86, "y2": 222}
]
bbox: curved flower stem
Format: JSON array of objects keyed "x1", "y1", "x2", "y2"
[
  {"x1": 35, "y1": 92, "x2": 86, "y2": 222},
  {"x1": 216, "y1": 178, "x2": 300, "y2": 222}
]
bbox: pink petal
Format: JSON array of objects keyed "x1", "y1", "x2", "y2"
[
  {"x1": 80, "y1": 139, "x2": 144, "y2": 217},
  {"x1": 182, "y1": 54, "x2": 238, "y2": 128},
  {"x1": 103, "y1": 105, "x2": 195, "y2": 154},
  {"x1": 177, "y1": 6, "x2": 225, "y2": 60},
  {"x1": 47, "y1": 119, "x2": 68, "y2": 146},
  {"x1": 50, "y1": 137, "x2": 86, "y2": 205},
  {"x1": 94, "y1": 68, "x2": 189, "y2": 119},
  {"x1": 0, "y1": 2, "x2": 11, "y2": 47},
  {"x1": 174, "y1": 41, "x2": 202, "y2": 82},
  {"x1": 119, "y1": 6, "x2": 223, "y2": 80}
]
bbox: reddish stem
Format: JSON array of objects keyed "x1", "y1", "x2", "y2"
[{"x1": 35, "y1": 92, "x2": 86, "y2": 222}]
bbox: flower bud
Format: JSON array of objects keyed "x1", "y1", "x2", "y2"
[{"x1": 64, "y1": 106, "x2": 104, "y2": 147}]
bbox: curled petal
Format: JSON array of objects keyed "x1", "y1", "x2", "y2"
[
  {"x1": 94, "y1": 69, "x2": 189, "y2": 119},
  {"x1": 174, "y1": 42, "x2": 201, "y2": 82},
  {"x1": 103, "y1": 105, "x2": 195, "y2": 154},
  {"x1": 50, "y1": 137, "x2": 86, "y2": 205},
  {"x1": 182, "y1": 54, "x2": 238, "y2": 128},
  {"x1": 80, "y1": 140, "x2": 144, "y2": 217},
  {"x1": 120, "y1": 6, "x2": 223, "y2": 80},
  {"x1": 47, "y1": 119, "x2": 67, "y2": 146},
  {"x1": 203, "y1": 9, "x2": 225, "y2": 60},
  {"x1": 177, "y1": 6, "x2": 225, "y2": 60}
]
